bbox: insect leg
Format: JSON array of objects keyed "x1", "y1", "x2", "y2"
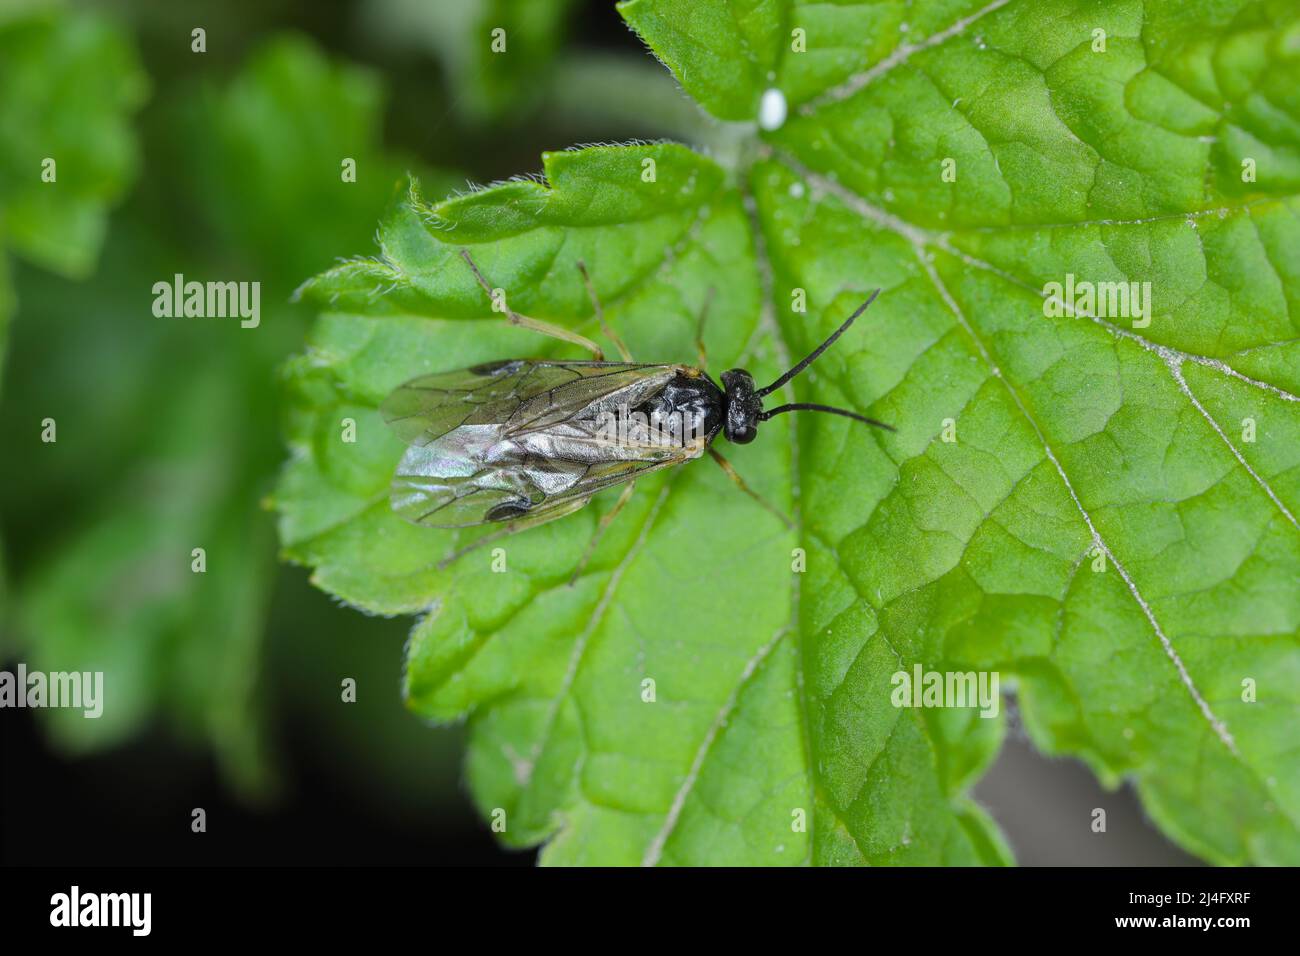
[
  {"x1": 707, "y1": 447, "x2": 793, "y2": 529},
  {"x1": 694, "y1": 287, "x2": 716, "y2": 372},
  {"x1": 459, "y1": 249, "x2": 607, "y2": 360},
  {"x1": 567, "y1": 480, "x2": 637, "y2": 587},
  {"x1": 577, "y1": 260, "x2": 633, "y2": 363}
]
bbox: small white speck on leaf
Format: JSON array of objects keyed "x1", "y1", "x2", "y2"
[{"x1": 758, "y1": 88, "x2": 788, "y2": 131}]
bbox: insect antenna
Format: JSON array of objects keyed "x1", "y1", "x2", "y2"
[
  {"x1": 758, "y1": 402, "x2": 895, "y2": 431},
  {"x1": 756, "y1": 288, "x2": 881, "y2": 397},
  {"x1": 755, "y1": 289, "x2": 891, "y2": 431}
]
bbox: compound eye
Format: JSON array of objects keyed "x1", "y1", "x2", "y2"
[{"x1": 726, "y1": 423, "x2": 757, "y2": 445}]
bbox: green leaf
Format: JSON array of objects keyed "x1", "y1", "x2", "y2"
[
  {"x1": 618, "y1": 0, "x2": 789, "y2": 121},
  {"x1": 0, "y1": 7, "x2": 147, "y2": 277},
  {"x1": 277, "y1": 0, "x2": 1300, "y2": 864}
]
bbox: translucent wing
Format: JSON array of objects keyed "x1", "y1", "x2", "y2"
[
  {"x1": 381, "y1": 359, "x2": 671, "y2": 447},
  {"x1": 383, "y1": 359, "x2": 710, "y2": 529},
  {"x1": 391, "y1": 447, "x2": 690, "y2": 528}
]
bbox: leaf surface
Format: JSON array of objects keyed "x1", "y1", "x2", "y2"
[{"x1": 277, "y1": 0, "x2": 1300, "y2": 863}]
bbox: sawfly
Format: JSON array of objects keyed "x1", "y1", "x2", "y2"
[{"x1": 381, "y1": 251, "x2": 892, "y2": 573}]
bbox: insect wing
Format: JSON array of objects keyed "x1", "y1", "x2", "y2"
[
  {"x1": 391, "y1": 443, "x2": 695, "y2": 528},
  {"x1": 381, "y1": 359, "x2": 662, "y2": 446},
  {"x1": 384, "y1": 360, "x2": 695, "y2": 528}
]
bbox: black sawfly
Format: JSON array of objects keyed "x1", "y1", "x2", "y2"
[{"x1": 381, "y1": 251, "x2": 892, "y2": 570}]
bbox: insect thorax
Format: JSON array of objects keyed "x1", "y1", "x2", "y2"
[{"x1": 620, "y1": 371, "x2": 723, "y2": 447}]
